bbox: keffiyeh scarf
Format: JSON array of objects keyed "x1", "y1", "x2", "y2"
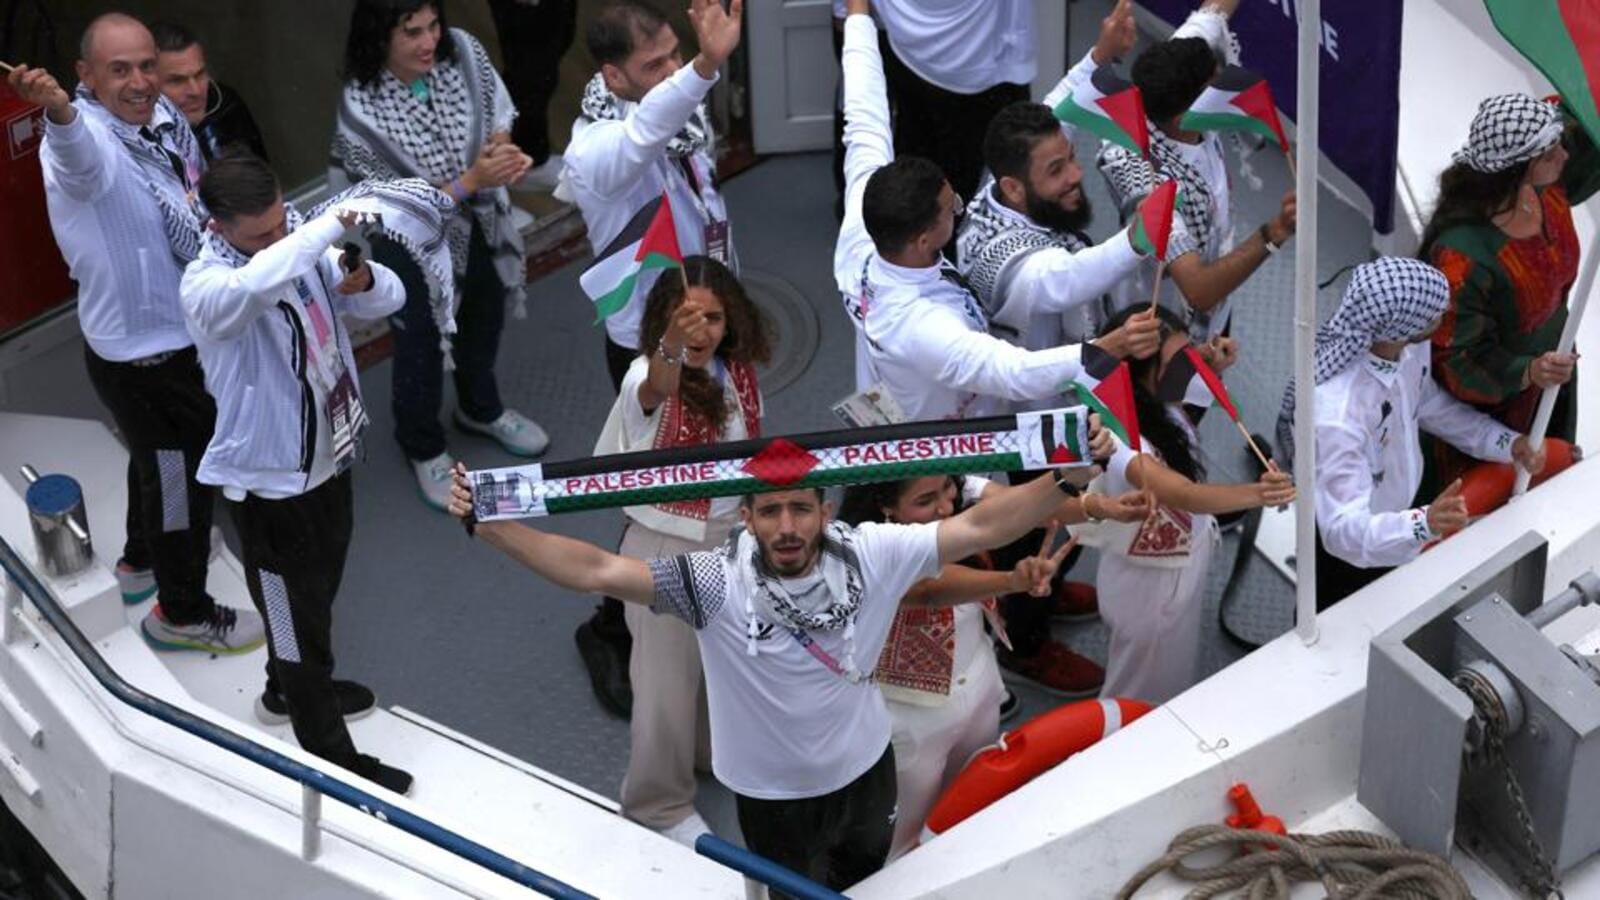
[
  {"x1": 1274, "y1": 257, "x2": 1451, "y2": 468},
  {"x1": 1099, "y1": 127, "x2": 1218, "y2": 258},
  {"x1": 579, "y1": 71, "x2": 711, "y2": 159},
  {"x1": 76, "y1": 88, "x2": 205, "y2": 265},
  {"x1": 728, "y1": 521, "x2": 868, "y2": 680},
  {"x1": 957, "y1": 181, "x2": 1096, "y2": 341},
  {"x1": 331, "y1": 28, "x2": 528, "y2": 316},
  {"x1": 1454, "y1": 93, "x2": 1564, "y2": 174}
]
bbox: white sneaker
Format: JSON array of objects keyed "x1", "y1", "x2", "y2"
[
  {"x1": 512, "y1": 154, "x2": 565, "y2": 193},
  {"x1": 454, "y1": 409, "x2": 550, "y2": 458},
  {"x1": 411, "y1": 452, "x2": 456, "y2": 512},
  {"x1": 658, "y1": 811, "x2": 711, "y2": 849}
]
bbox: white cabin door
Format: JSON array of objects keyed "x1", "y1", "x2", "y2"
[{"x1": 748, "y1": 0, "x2": 838, "y2": 154}]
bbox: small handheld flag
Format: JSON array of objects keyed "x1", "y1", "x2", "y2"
[
  {"x1": 1180, "y1": 65, "x2": 1290, "y2": 153},
  {"x1": 1064, "y1": 344, "x2": 1140, "y2": 451},
  {"x1": 579, "y1": 193, "x2": 684, "y2": 322},
  {"x1": 1055, "y1": 67, "x2": 1150, "y2": 158},
  {"x1": 1130, "y1": 181, "x2": 1180, "y2": 261},
  {"x1": 1159, "y1": 345, "x2": 1275, "y2": 471}
]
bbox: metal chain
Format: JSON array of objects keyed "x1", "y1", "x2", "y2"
[{"x1": 1454, "y1": 670, "x2": 1564, "y2": 899}]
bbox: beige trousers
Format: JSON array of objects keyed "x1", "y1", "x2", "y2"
[{"x1": 618, "y1": 518, "x2": 721, "y2": 829}]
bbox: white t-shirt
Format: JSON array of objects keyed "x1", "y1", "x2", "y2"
[{"x1": 647, "y1": 520, "x2": 942, "y2": 799}]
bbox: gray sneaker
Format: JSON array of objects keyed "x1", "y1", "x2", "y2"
[
  {"x1": 141, "y1": 604, "x2": 266, "y2": 655},
  {"x1": 454, "y1": 409, "x2": 550, "y2": 458}
]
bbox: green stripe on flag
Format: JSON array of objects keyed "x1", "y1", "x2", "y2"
[
  {"x1": 1177, "y1": 111, "x2": 1284, "y2": 145},
  {"x1": 1485, "y1": 0, "x2": 1600, "y2": 144},
  {"x1": 591, "y1": 252, "x2": 682, "y2": 322},
  {"x1": 1069, "y1": 383, "x2": 1128, "y2": 447},
  {"x1": 1054, "y1": 95, "x2": 1144, "y2": 156}
]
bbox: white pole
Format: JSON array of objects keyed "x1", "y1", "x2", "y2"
[
  {"x1": 1293, "y1": 0, "x2": 1321, "y2": 646},
  {"x1": 1512, "y1": 243, "x2": 1599, "y2": 495}
]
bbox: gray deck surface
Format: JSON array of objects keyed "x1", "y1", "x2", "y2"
[{"x1": 0, "y1": 0, "x2": 1373, "y2": 848}]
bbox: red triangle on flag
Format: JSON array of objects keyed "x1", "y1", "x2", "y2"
[
  {"x1": 1228, "y1": 79, "x2": 1290, "y2": 152},
  {"x1": 635, "y1": 193, "x2": 684, "y2": 266},
  {"x1": 742, "y1": 439, "x2": 820, "y2": 486},
  {"x1": 1095, "y1": 87, "x2": 1151, "y2": 158},
  {"x1": 1049, "y1": 445, "x2": 1080, "y2": 465}
]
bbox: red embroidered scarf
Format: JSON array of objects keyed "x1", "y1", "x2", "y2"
[{"x1": 650, "y1": 360, "x2": 762, "y2": 521}]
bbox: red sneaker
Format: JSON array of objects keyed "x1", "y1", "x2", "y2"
[
  {"x1": 1052, "y1": 581, "x2": 1100, "y2": 622},
  {"x1": 997, "y1": 640, "x2": 1105, "y2": 697}
]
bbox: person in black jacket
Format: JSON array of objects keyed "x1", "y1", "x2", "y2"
[{"x1": 151, "y1": 21, "x2": 270, "y2": 163}]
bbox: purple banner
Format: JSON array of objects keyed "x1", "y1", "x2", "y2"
[{"x1": 1138, "y1": 0, "x2": 1403, "y2": 233}]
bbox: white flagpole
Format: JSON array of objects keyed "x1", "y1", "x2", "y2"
[
  {"x1": 1293, "y1": 0, "x2": 1321, "y2": 645},
  {"x1": 1512, "y1": 245, "x2": 1599, "y2": 495}
]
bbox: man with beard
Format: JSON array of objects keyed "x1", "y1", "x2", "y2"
[
  {"x1": 834, "y1": 0, "x2": 1159, "y2": 424},
  {"x1": 947, "y1": 4, "x2": 1150, "y2": 701},
  {"x1": 445, "y1": 429, "x2": 1108, "y2": 889},
  {"x1": 957, "y1": 0, "x2": 1147, "y2": 379}
]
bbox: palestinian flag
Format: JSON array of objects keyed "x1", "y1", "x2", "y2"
[
  {"x1": 1178, "y1": 65, "x2": 1290, "y2": 152},
  {"x1": 1129, "y1": 180, "x2": 1180, "y2": 260},
  {"x1": 1054, "y1": 67, "x2": 1150, "y2": 157},
  {"x1": 1063, "y1": 344, "x2": 1140, "y2": 451},
  {"x1": 1485, "y1": 0, "x2": 1600, "y2": 144},
  {"x1": 469, "y1": 408, "x2": 1093, "y2": 521},
  {"x1": 579, "y1": 193, "x2": 682, "y2": 321},
  {"x1": 1158, "y1": 346, "x2": 1240, "y2": 420}
]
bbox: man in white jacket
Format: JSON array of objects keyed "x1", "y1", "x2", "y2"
[{"x1": 180, "y1": 153, "x2": 412, "y2": 795}]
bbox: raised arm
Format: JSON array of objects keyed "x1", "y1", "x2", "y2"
[
  {"x1": 11, "y1": 65, "x2": 115, "y2": 203},
  {"x1": 1125, "y1": 452, "x2": 1295, "y2": 515},
  {"x1": 835, "y1": 1, "x2": 892, "y2": 286},
  {"x1": 448, "y1": 466, "x2": 656, "y2": 604},
  {"x1": 1165, "y1": 191, "x2": 1296, "y2": 312},
  {"x1": 576, "y1": 0, "x2": 741, "y2": 199},
  {"x1": 936, "y1": 467, "x2": 1080, "y2": 564},
  {"x1": 181, "y1": 213, "x2": 350, "y2": 341}
]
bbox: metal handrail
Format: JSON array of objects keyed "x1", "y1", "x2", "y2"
[
  {"x1": 696, "y1": 835, "x2": 847, "y2": 900},
  {"x1": 0, "y1": 535, "x2": 592, "y2": 900}
]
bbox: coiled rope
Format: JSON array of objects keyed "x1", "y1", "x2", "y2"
[{"x1": 1116, "y1": 824, "x2": 1472, "y2": 899}]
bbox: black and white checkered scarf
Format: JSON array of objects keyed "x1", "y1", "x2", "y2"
[
  {"x1": 1099, "y1": 127, "x2": 1218, "y2": 258},
  {"x1": 578, "y1": 72, "x2": 710, "y2": 159},
  {"x1": 1274, "y1": 257, "x2": 1452, "y2": 469},
  {"x1": 75, "y1": 87, "x2": 205, "y2": 265},
  {"x1": 728, "y1": 520, "x2": 867, "y2": 678},
  {"x1": 1454, "y1": 93, "x2": 1564, "y2": 174},
  {"x1": 331, "y1": 28, "x2": 527, "y2": 315},
  {"x1": 957, "y1": 180, "x2": 1097, "y2": 340}
]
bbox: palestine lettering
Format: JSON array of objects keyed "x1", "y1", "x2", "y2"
[
  {"x1": 840, "y1": 433, "x2": 996, "y2": 466},
  {"x1": 565, "y1": 461, "x2": 719, "y2": 494}
]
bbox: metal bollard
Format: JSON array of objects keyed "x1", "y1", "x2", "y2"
[{"x1": 20, "y1": 466, "x2": 93, "y2": 576}]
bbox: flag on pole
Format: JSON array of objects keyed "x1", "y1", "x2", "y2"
[
  {"x1": 1178, "y1": 65, "x2": 1290, "y2": 152},
  {"x1": 579, "y1": 193, "x2": 683, "y2": 321},
  {"x1": 1129, "y1": 180, "x2": 1180, "y2": 260},
  {"x1": 1064, "y1": 344, "x2": 1140, "y2": 451},
  {"x1": 1158, "y1": 346, "x2": 1239, "y2": 419},
  {"x1": 1484, "y1": 0, "x2": 1600, "y2": 144},
  {"x1": 1054, "y1": 68, "x2": 1150, "y2": 158}
]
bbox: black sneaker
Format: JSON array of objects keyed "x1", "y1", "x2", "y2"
[
  {"x1": 999, "y1": 688, "x2": 1022, "y2": 723},
  {"x1": 255, "y1": 680, "x2": 377, "y2": 726},
  {"x1": 575, "y1": 619, "x2": 633, "y2": 719},
  {"x1": 350, "y1": 753, "x2": 413, "y2": 796}
]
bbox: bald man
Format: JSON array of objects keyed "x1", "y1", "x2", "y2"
[{"x1": 9, "y1": 13, "x2": 264, "y2": 655}]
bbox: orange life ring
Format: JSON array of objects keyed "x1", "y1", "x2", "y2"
[
  {"x1": 1460, "y1": 438, "x2": 1580, "y2": 517},
  {"x1": 921, "y1": 697, "x2": 1153, "y2": 842}
]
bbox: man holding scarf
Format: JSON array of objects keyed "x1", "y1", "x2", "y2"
[
  {"x1": 561, "y1": 0, "x2": 743, "y2": 721},
  {"x1": 446, "y1": 421, "x2": 1110, "y2": 890},
  {"x1": 180, "y1": 153, "x2": 412, "y2": 794},
  {"x1": 11, "y1": 14, "x2": 265, "y2": 655}
]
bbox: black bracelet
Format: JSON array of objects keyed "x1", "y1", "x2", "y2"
[
  {"x1": 462, "y1": 512, "x2": 478, "y2": 538},
  {"x1": 1052, "y1": 469, "x2": 1081, "y2": 496}
]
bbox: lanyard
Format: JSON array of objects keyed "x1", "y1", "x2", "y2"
[{"x1": 787, "y1": 627, "x2": 867, "y2": 685}]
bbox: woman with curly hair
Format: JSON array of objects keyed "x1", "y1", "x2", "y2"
[
  {"x1": 1419, "y1": 93, "x2": 1600, "y2": 485},
  {"x1": 591, "y1": 255, "x2": 768, "y2": 845},
  {"x1": 333, "y1": 0, "x2": 548, "y2": 509}
]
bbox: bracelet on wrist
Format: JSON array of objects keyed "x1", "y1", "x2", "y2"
[
  {"x1": 656, "y1": 338, "x2": 687, "y2": 366},
  {"x1": 1258, "y1": 222, "x2": 1283, "y2": 254}
]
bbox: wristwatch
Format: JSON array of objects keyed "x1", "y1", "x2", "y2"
[{"x1": 1052, "y1": 469, "x2": 1081, "y2": 496}]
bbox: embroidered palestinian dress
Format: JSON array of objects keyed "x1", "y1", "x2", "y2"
[{"x1": 1427, "y1": 108, "x2": 1600, "y2": 484}]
